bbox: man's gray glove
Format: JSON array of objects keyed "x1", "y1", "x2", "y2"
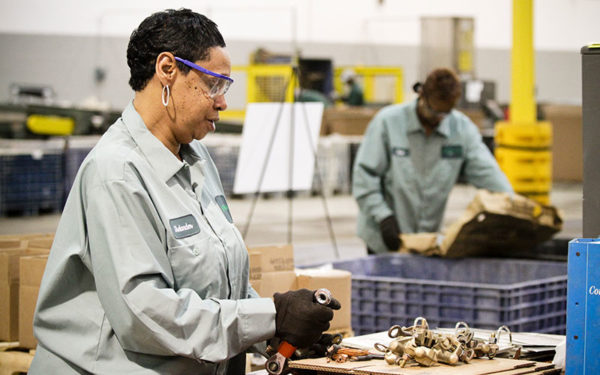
[
  {"x1": 273, "y1": 289, "x2": 341, "y2": 349},
  {"x1": 380, "y1": 215, "x2": 401, "y2": 251}
]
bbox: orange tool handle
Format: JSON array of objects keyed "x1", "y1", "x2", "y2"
[{"x1": 278, "y1": 340, "x2": 296, "y2": 358}]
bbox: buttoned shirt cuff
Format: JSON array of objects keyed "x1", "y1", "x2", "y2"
[
  {"x1": 239, "y1": 298, "x2": 276, "y2": 345},
  {"x1": 374, "y1": 208, "x2": 395, "y2": 224}
]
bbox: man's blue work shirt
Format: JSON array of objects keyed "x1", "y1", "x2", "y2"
[{"x1": 352, "y1": 99, "x2": 513, "y2": 253}]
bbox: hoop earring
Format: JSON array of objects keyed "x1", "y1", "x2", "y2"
[{"x1": 162, "y1": 85, "x2": 170, "y2": 107}]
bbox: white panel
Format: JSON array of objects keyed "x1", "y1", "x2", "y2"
[{"x1": 233, "y1": 102, "x2": 323, "y2": 194}]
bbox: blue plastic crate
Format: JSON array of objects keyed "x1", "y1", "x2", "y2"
[
  {"x1": 327, "y1": 253, "x2": 567, "y2": 335},
  {"x1": 0, "y1": 141, "x2": 64, "y2": 215},
  {"x1": 64, "y1": 148, "x2": 90, "y2": 200},
  {"x1": 63, "y1": 136, "x2": 100, "y2": 204}
]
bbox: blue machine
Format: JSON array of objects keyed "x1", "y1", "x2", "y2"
[{"x1": 566, "y1": 239, "x2": 600, "y2": 374}]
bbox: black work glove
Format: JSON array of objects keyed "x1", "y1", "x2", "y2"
[
  {"x1": 268, "y1": 333, "x2": 342, "y2": 359},
  {"x1": 273, "y1": 289, "x2": 341, "y2": 349},
  {"x1": 380, "y1": 215, "x2": 401, "y2": 251},
  {"x1": 291, "y1": 333, "x2": 344, "y2": 359}
]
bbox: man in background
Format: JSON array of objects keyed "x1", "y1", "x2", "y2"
[
  {"x1": 340, "y1": 69, "x2": 364, "y2": 106},
  {"x1": 352, "y1": 68, "x2": 512, "y2": 254}
]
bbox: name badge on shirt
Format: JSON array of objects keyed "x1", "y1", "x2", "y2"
[
  {"x1": 441, "y1": 145, "x2": 463, "y2": 158},
  {"x1": 215, "y1": 195, "x2": 233, "y2": 223},
  {"x1": 170, "y1": 214, "x2": 200, "y2": 239},
  {"x1": 392, "y1": 147, "x2": 410, "y2": 157}
]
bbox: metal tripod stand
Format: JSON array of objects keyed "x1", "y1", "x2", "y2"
[{"x1": 240, "y1": 60, "x2": 340, "y2": 259}]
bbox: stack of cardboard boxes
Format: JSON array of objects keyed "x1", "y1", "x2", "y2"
[
  {"x1": 248, "y1": 245, "x2": 296, "y2": 300},
  {"x1": 1, "y1": 238, "x2": 353, "y2": 351},
  {"x1": 248, "y1": 244, "x2": 352, "y2": 335},
  {"x1": 18, "y1": 255, "x2": 49, "y2": 348},
  {"x1": 0, "y1": 233, "x2": 53, "y2": 349}
]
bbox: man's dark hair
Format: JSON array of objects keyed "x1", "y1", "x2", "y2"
[
  {"x1": 127, "y1": 9, "x2": 226, "y2": 91},
  {"x1": 422, "y1": 68, "x2": 462, "y2": 103}
]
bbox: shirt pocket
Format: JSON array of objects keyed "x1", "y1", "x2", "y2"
[
  {"x1": 388, "y1": 146, "x2": 416, "y2": 186},
  {"x1": 431, "y1": 157, "x2": 463, "y2": 195},
  {"x1": 167, "y1": 231, "x2": 229, "y2": 298}
]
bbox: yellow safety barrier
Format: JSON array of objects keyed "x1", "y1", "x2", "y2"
[
  {"x1": 26, "y1": 114, "x2": 75, "y2": 136},
  {"x1": 495, "y1": 121, "x2": 552, "y2": 148},
  {"x1": 244, "y1": 64, "x2": 295, "y2": 103},
  {"x1": 221, "y1": 65, "x2": 296, "y2": 123},
  {"x1": 495, "y1": 148, "x2": 551, "y2": 179},
  {"x1": 219, "y1": 109, "x2": 247, "y2": 123},
  {"x1": 224, "y1": 64, "x2": 403, "y2": 123},
  {"x1": 495, "y1": 148, "x2": 551, "y2": 195},
  {"x1": 495, "y1": 121, "x2": 552, "y2": 205},
  {"x1": 334, "y1": 66, "x2": 403, "y2": 104}
]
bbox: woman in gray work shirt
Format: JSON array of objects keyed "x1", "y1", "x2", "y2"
[{"x1": 29, "y1": 9, "x2": 338, "y2": 375}]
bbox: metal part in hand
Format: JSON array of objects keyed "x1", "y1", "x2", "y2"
[{"x1": 265, "y1": 289, "x2": 334, "y2": 375}]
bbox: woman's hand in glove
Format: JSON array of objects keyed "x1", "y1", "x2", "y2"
[{"x1": 273, "y1": 288, "x2": 341, "y2": 349}]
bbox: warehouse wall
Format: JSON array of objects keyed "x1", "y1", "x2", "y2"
[
  {"x1": 0, "y1": 33, "x2": 582, "y2": 110},
  {"x1": 0, "y1": 0, "x2": 595, "y2": 109},
  {"x1": 1, "y1": 0, "x2": 595, "y2": 50}
]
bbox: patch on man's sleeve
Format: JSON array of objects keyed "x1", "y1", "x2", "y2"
[{"x1": 215, "y1": 195, "x2": 233, "y2": 223}]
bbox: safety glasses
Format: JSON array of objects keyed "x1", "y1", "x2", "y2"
[
  {"x1": 422, "y1": 97, "x2": 450, "y2": 120},
  {"x1": 174, "y1": 56, "x2": 233, "y2": 98}
]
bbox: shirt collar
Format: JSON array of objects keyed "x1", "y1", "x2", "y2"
[
  {"x1": 407, "y1": 98, "x2": 451, "y2": 138},
  {"x1": 122, "y1": 100, "x2": 201, "y2": 182}
]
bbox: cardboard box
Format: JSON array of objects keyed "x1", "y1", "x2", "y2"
[
  {"x1": 0, "y1": 233, "x2": 54, "y2": 240},
  {"x1": 321, "y1": 107, "x2": 378, "y2": 136},
  {"x1": 248, "y1": 252, "x2": 262, "y2": 281},
  {"x1": 248, "y1": 244, "x2": 294, "y2": 273},
  {"x1": 0, "y1": 233, "x2": 54, "y2": 250},
  {"x1": 27, "y1": 236, "x2": 55, "y2": 250},
  {"x1": 542, "y1": 104, "x2": 582, "y2": 181},
  {"x1": 0, "y1": 239, "x2": 26, "y2": 249},
  {"x1": 255, "y1": 271, "x2": 297, "y2": 299},
  {"x1": 295, "y1": 269, "x2": 352, "y2": 331},
  {"x1": 0, "y1": 248, "x2": 49, "y2": 341},
  {"x1": 19, "y1": 255, "x2": 48, "y2": 349},
  {"x1": 0, "y1": 249, "x2": 20, "y2": 341},
  {"x1": 249, "y1": 279, "x2": 261, "y2": 295}
]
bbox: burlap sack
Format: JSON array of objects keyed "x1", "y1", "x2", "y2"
[
  {"x1": 399, "y1": 233, "x2": 442, "y2": 256},
  {"x1": 439, "y1": 190, "x2": 563, "y2": 258}
]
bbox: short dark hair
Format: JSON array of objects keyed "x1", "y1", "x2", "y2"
[
  {"x1": 422, "y1": 68, "x2": 462, "y2": 103},
  {"x1": 127, "y1": 9, "x2": 226, "y2": 91}
]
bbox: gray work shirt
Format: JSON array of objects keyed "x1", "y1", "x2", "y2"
[
  {"x1": 352, "y1": 99, "x2": 513, "y2": 253},
  {"x1": 29, "y1": 102, "x2": 275, "y2": 374}
]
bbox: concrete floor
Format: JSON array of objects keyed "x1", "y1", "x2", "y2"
[{"x1": 0, "y1": 182, "x2": 582, "y2": 266}]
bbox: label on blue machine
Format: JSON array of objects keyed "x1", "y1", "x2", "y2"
[{"x1": 566, "y1": 239, "x2": 600, "y2": 374}]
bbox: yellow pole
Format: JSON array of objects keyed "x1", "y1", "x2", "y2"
[
  {"x1": 394, "y1": 72, "x2": 403, "y2": 104},
  {"x1": 495, "y1": 0, "x2": 553, "y2": 205},
  {"x1": 363, "y1": 73, "x2": 375, "y2": 103},
  {"x1": 510, "y1": 0, "x2": 536, "y2": 123}
]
